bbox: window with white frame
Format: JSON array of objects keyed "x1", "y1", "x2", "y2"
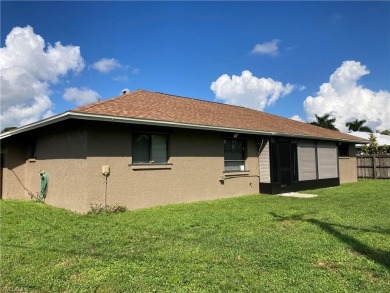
[
  {"x1": 224, "y1": 138, "x2": 247, "y2": 172},
  {"x1": 132, "y1": 133, "x2": 168, "y2": 164}
]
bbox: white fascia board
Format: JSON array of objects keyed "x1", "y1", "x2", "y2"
[{"x1": 0, "y1": 112, "x2": 70, "y2": 139}]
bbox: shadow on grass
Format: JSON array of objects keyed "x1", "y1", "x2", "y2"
[{"x1": 269, "y1": 212, "x2": 390, "y2": 271}]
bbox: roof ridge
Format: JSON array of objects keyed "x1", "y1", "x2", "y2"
[
  {"x1": 71, "y1": 89, "x2": 316, "y2": 130},
  {"x1": 154, "y1": 90, "x2": 233, "y2": 107},
  {"x1": 2, "y1": 89, "x2": 368, "y2": 143},
  {"x1": 73, "y1": 89, "x2": 283, "y2": 120},
  {"x1": 152, "y1": 90, "x2": 262, "y2": 111},
  {"x1": 71, "y1": 89, "x2": 338, "y2": 130},
  {"x1": 144, "y1": 90, "x2": 348, "y2": 137},
  {"x1": 148, "y1": 91, "x2": 308, "y2": 126},
  {"x1": 150, "y1": 90, "x2": 313, "y2": 127}
]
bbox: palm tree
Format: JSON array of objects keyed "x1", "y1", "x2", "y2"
[
  {"x1": 345, "y1": 119, "x2": 372, "y2": 133},
  {"x1": 309, "y1": 113, "x2": 339, "y2": 131}
]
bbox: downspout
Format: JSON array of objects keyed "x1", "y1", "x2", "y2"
[{"x1": 102, "y1": 165, "x2": 110, "y2": 207}]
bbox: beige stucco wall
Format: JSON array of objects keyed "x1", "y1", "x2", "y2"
[
  {"x1": 2, "y1": 139, "x2": 27, "y2": 199},
  {"x1": 86, "y1": 123, "x2": 132, "y2": 210},
  {"x1": 2, "y1": 121, "x2": 359, "y2": 213},
  {"x1": 86, "y1": 124, "x2": 259, "y2": 212},
  {"x1": 339, "y1": 144, "x2": 358, "y2": 184},
  {"x1": 1, "y1": 123, "x2": 89, "y2": 212},
  {"x1": 29, "y1": 126, "x2": 88, "y2": 212},
  {"x1": 2, "y1": 123, "x2": 259, "y2": 213}
]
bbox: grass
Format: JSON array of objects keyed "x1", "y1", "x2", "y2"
[{"x1": 1, "y1": 179, "x2": 389, "y2": 292}]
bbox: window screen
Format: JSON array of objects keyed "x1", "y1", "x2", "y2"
[
  {"x1": 298, "y1": 141, "x2": 317, "y2": 180},
  {"x1": 224, "y1": 139, "x2": 246, "y2": 171},
  {"x1": 133, "y1": 133, "x2": 168, "y2": 164},
  {"x1": 317, "y1": 142, "x2": 338, "y2": 179},
  {"x1": 151, "y1": 134, "x2": 168, "y2": 163}
]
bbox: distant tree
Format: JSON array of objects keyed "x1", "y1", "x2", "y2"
[
  {"x1": 309, "y1": 113, "x2": 339, "y2": 131},
  {"x1": 380, "y1": 129, "x2": 390, "y2": 135},
  {"x1": 345, "y1": 119, "x2": 372, "y2": 133},
  {"x1": 361, "y1": 133, "x2": 379, "y2": 155},
  {"x1": 1, "y1": 126, "x2": 17, "y2": 134}
]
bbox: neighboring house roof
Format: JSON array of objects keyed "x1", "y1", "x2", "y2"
[
  {"x1": 350, "y1": 131, "x2": 390, "y2": 146},
  {"x1": 1, "y1": 89, "x2": 367, "y2": 143}
]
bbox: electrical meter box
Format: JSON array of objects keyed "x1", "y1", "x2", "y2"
[{"x1": 102, "y1": 165, "x2": 110, "y2": 176}]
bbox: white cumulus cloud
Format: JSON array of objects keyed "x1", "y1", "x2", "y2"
[
  {"x1": 0, "y1": 25, "x2": 85, "y2": 128},
  {"x1": 92, "y1": 58, "x2": 121, "y2": 73},
  {"x1": 251, "y1": 39, "x2": 280, "y2": 56},
  {"x1": 304, "y1": 61, "x2": 390, "y2": 132},
  {"x1": 63, "y1": 87, "x2": 100, "y2": 106},
  {"x1": 290, "y1": 115, "x2": 305, "y2": 122},
  {"x1": 1, "y1": 96, "x2": 54, "y2": 127},
  {"x1": 210, "y1": 70, "x2": 294, "y2": 111}
]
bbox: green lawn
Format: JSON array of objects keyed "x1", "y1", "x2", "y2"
[{"x1": 1, "y1": 179, "x2": 389, "y2": 292}]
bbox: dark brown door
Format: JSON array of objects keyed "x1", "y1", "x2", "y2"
[{"x1": 278, "y1": 142, "x2": 292, "y2": 191}]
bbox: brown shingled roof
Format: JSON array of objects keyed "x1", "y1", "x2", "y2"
[{"x1": 72, "y1": 89, "x2": 365, "y2": 142}]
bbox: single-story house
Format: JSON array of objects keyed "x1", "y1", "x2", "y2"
[
  {"x1": 349, "y1": 131, "x2": 390, "y2": 154},
  {"x1": 0, "y1": 90, "x2": 367, "y2": 213}
]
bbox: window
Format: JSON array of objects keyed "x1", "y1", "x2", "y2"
[
  {"x1": 224, "y1": 138, "x2": 247, "y2": 172},
  {"x1": 132, "y1": 133, "x2": 168, "y2": 164}
]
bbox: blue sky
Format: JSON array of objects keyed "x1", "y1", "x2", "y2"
[{"x1": 1, "y1": 1, "x2": 389, "y2": 132}]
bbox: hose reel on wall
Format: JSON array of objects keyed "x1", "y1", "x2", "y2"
[{"x1": 36, "y1": 169, "x2": 48, "y2": 202}]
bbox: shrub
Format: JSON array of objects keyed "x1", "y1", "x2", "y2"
[{"x1": 88, "y1": 203, "x2": 127, "y2": 214}]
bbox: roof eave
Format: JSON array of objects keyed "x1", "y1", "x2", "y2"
[
  {"x1": 0, "y1": 111, "x2": 367, "y2": 144},
  {"x1": 273, "y1": 131, "x2": 368, "y2": 144},
  {"x1": 0, "y1": 111, "x2": 275, "y2": 139},
  {"x1": 68, "y1": 111, "x2": 276, "y2": 136},
  {"x1": 0, "y1": 112, "x2": 70, "y2": 139}
]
